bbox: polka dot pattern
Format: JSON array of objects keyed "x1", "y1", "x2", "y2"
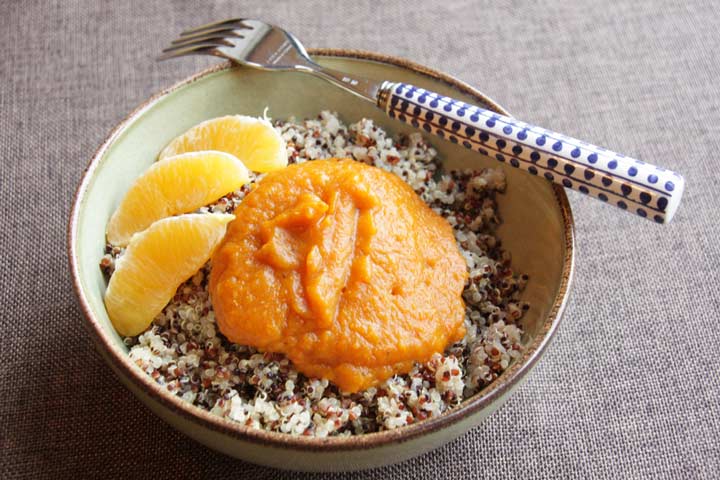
[{"x1": 381, "y1": 82, "x2": 682, "y2": 223}]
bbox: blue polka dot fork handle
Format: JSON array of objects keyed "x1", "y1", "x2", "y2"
[
  {"x1": 160, "y1": 18, "x2": 685, "y2": 223},
  {"x1": 376, "y1": 82, "x2": 685, "y2": 223}
]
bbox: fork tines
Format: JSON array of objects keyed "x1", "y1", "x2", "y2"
[
  {"x1": 159, "y1": 18, "x2": 254, "y2": 60},
  {"x1": 181, "y1": 18, "x2": 253, "y2": 36}
]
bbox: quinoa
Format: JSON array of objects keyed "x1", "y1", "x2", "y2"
[{"x1": 100, "y1": 111, "x2": 528, "y2": 436}]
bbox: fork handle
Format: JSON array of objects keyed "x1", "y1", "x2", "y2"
[{"x1": 376, "y1": 82, "x2": 684, "y2": 224}]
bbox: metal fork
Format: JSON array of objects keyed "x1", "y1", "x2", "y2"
[{"x1": 160, "y1": 18, "x2": 685, "y2": 224}]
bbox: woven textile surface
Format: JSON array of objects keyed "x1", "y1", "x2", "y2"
[{"x1": 1, "y1": 1, "x2": 718, "y2": 478}]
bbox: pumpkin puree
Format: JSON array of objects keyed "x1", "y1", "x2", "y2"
[{"x1": 210, "y1": 159, "x2": 468, "y2": 392}]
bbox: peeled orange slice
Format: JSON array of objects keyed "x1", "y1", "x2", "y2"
[
  {"x1": 105, "y1": 213, "x2": 234, "y2": 336},
  {"x1": 158, "y1": 115, "x2": 287, "y2": 173},
  {"x1": 106, "y1": 151, "x2": 249, "y2": 246}
]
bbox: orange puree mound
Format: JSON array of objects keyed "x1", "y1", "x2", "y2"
[{"x1": 209, "y1": 158, "x2": 468, "y2": 392}]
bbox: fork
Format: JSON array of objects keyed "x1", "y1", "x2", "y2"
[{"x1": 160, "y1": 18, "x2": 685, "y2": 224}]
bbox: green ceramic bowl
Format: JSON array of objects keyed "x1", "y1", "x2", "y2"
[{"x1": 68, "y1": 50, "x2": 574, "y2": 472}]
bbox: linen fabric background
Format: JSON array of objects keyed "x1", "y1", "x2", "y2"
[{"x1": 1, "y1": 1, "x2": 718, "y2": 478}]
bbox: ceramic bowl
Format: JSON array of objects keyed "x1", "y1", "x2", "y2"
[{"x1": 68, "y1": 49, "x2": 574, "y2": 472}]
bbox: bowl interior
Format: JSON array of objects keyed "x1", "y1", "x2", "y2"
[{"x1": 74, "y1": 54, "x2": 570, "y2": 392}]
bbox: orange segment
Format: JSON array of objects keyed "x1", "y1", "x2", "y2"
[
  {"x1": 105, "y1": 213, "x2": 234, "y2": 336},
  {"x1": 106, "y1": 151, "x2": 249, "y2": 246},
  {"x1": 158, "y1": 115, "x2": 287, "y2": 173}
]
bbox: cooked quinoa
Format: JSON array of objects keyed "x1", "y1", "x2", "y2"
[{"x1": 100, "y1": 111, "x2": 528, "y2": 437}]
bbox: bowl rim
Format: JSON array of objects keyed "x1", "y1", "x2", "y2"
[{"x1": 68, "y1": 48, "x2": 575, "y2": 451}]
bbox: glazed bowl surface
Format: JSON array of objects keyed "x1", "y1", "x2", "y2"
[{"x1": 68, "y1": 49, "x2": 574, "y2": 472}]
